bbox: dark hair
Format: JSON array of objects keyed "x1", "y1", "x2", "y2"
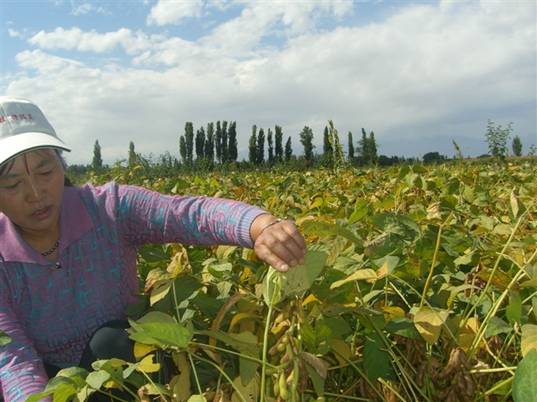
[{"x1": 0, "y1": 149, "x2": 73, "y2": 187}]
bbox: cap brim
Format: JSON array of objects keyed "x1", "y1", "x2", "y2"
[{"x1": 0, "y1": 132, "x2": 71, "y2": 166}]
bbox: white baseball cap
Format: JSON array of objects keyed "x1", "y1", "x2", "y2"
[{"x1": 0, "y1": 97, "x2": 71, "y2": 166}]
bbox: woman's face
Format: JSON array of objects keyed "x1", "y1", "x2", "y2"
[{"x1": 0, "y1": 149, "x2": 65, "y2": 236}]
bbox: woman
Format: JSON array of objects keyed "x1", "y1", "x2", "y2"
[{"x1": 0, "y1": 97, "x2": 306, "y2": 402}]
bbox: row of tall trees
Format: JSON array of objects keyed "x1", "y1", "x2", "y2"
[
  {"x1": 179, "y1": 121, "x2": 238, "y2": 166},
  {"x1": 91, "y1": 121, "x2": 379, "y2": 171},
  {"x1": 90, "y1": 120, "x2": 532, "y2": 171},
  {"x1": 299, "y1": 122, "x2": 378, "y2": 169},
  {"x1": 248, "y1": 125, "x2": 293, "y2": 165}
]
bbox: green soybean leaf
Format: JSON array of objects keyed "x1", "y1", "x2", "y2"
[
  {"x1": 263, "y1": 250, "x2": 327, "y2": 305},
  {"x1": 56, "y1": 367, "x2": 89, "y2": 388},
  {"x1": 506, "y1": 291, "x2": 522, "y2": 324},
  {"x1": 349, "y1": 199, "x2": 369, "y2": 224},
  {"x1": 27, "y1": 377, "x2": 79, "y2": 402},
  {"x1": 281, "y1": 250, "x2": 327, "y2": 297},
  {"x1": 302, "y1": 221, "x2": 362, "y2": 244},
  {"x1": 513, "y1": 349, "x2": 537, "y2": 402},
  {"x1": 386, "y1": 318, "x2": 420, "y2": 339},
  {"x1": 262, "y1": 267, "x2": 284, "y2": 306},
  {"x1": 196, "y1": 330, "x2": 259, "y2": 357},
  {"x1": 363, "y1": 332, "x2": 395, "y2": 381},
  {"x1": 138, "y1": 311, "x2": 176, "y2": 324},
  {"x1": 0, "y1": 330, "x2": 11, "y2": 347},
  {"x1": 86, "y1": 370, "x2": 111, "y2": 390},
  {"x1": 129, "y1": 321, "x2": 193, "y2": 348},
  {"x1": 484, "y1": 316, "x2": 512, "y2": 338},
  {"x1": 26, "y1": 392, "x2": 53, "y2": 402},
  {"x1": 231, "y1": 375, "x2": 258, "y2": 402}
]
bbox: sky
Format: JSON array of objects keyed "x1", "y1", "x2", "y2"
[{"x1": 0, "y1": 0, "x2": 536, "y2": 165}]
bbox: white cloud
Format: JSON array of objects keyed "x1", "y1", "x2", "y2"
[
  {"x1": 147, "y1": 0, "x2": 204, "y2": 26},
  {"x1": 200, "y1": 0, "x2": 354, "y2": 54},
  {"x1": 71, "y1": 3, "x2": 108, "y2": 16},
  {"x1": 28, "y1": 27, "x2": 166, "y2": 55},
  {"x1": 8, "y1": 29, "x2": 23, "y2": 38},
  {"x1": 6, "y1": 0, "x2": 536, "y2": 163},
  {"x1": 15, "y1": 49, "x2": 86, "y2": 75},
  {"x1": 208, "y1": 0, "x2": 232, "y2": 11}
]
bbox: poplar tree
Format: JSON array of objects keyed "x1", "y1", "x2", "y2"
[
  {"x1": 179, "y1": 136, "x2": 187, "y2": 165},
  {"x1": 215, "y1": 121, "x2": 222, "y2": 164},
  {"x1": 195, "y1": 127, "x2": 206, "y2": 161},
  {"x1": 249, "y1": 125, "x2": 257, "y2": 164},
  {"x1": 285, "y1": 136, "x2": 293, "y2": 162},
  {"x1": 347, "y1": 131, "x2": 354, "y2": 161},
  {"x1": 92, "y1": 140, "x2": 103, "y2": 170},
  {"x1": 228, "y1": 121, "x2": 238, "y2": 162},
  {"x1": 299, "y1": 126, "x2": 314, "y2": 166},
  {"x1": 275, "y1": 125, "x2": 284, "y2": 163},
  {"x1": 222, "y1": 121, "x2": 228, "y2": 163},
  {"x1": 358, "y1": 128, "x2": 378, "y2": 165},
  {"x1": 369, "y1": 131, "x2": 378, "y2": 164},
  {"x1": 257, "y1": 128, "x2": 265, "y2": 164},
  {"x1": 128, "y1": 141, "x2": 137, "y2": 167},
  {"x1": 323, "y1": 126, "x2": 332, "y2": 166},
  {"x1": 512, "y1": 135, "x2": 523, "y2": 157},
  {"x1": 267, "y1": 128, "x2": 274, "y2": 165},
  {"x1": 205, "y1": 122, "x2": 215, "y2": 163},
  {"x1": 359, "y1": 128, "x2": 369, "y2": 164},
  {"x1": 185, "y1": 122, "x2": 194, "y2": 165}
]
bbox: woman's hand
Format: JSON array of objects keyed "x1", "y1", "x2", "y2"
[{"x1": 250, "y1": 214, "x2": 306, "y2": 272}]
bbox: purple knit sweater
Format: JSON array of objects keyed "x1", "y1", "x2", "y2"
[{"x1": 0, "y1": 182, "x2": 266, "y2": 402}]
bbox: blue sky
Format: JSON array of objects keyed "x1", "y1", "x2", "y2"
[{"x1": 1, "y1": 0, "x2": 535, "y2": 165}]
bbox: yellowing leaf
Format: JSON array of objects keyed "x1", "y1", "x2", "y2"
[
  {"x1": 457, "y1": 317, "x2": 480, "y2": 352},
  {"x1": 134, "y1": 342, "x2": 157, "y2": 360},
  {"x1": 330, "y1": 269, "x2": 377, "y2": 290},
  {"x1": 476, "y1": 268, "x2": 512, "y2": 290},
  {"x1": 522, "y1": 324, "x2": 537, "y2": 357},
  {"x1": 493, "y1": 223, "x2": 513, "y2": 236},
  {"x1": 310, "y1": 197, "x2": 323, "y2": 209},
  {"x1": 510, "y1": 189, "x2": 519, "y2": 218},
  {"x1": 167, "y1": 247, "x2": 191, "y2": 277},
  {"x1": 382, "y1": 306, "x2": 406, "y2": 320},
  {"x1": 216, "y1": 245, "x2": 238, "y2": 261},
  {"x1": 138, "y1": 354, "x2": 161, "y2": 373},
  {"x1": 413, "y1": 307, "x2": 449, "y2": 345},
  {"x1": 103, "y1": 380, "x2": 121, "y2": 389},
  {"x1": 520, "y1": 278, "x2": 537, "y2": 289},
  {"x1": 150, "y1": 280, "x2": 172, "y2": 306},
  {"x1": 187, "y1": 396, "x2": 207, "y2": 402},
  {"x1": 229, "y1": 313, "x2": 258, "y2": 332},
  {"x1": 270, "y1": 318, "x2": 290, "y2": 336},
  {"x1": 302, "y1": 293, "x2": 320, "y2": 307},
  {"x1": 376, "y1": 262, "x2": 389, "y2": 280}
]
